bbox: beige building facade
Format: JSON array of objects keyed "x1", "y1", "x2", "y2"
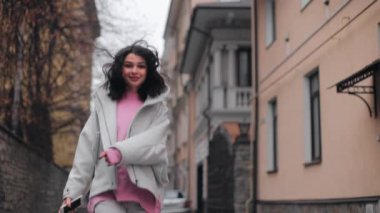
[
  {"x1": 162, "y1": 0, "x2": 202, "y2": 208},
  {"x1": 163, "y1": 0, "x2": 252, "y2": 212},
  {"x1": 252, "y1": 0, "x2": 380, "y2": 212}
]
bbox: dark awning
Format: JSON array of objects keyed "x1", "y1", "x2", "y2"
[{"x1": 334, "y1": 58, "x2": 380, "y2": 117}]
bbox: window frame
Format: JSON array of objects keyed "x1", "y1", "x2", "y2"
[
  {"x1": 265, "y1": 0, "x2": 276, "y2": 47},
  {"x1": 301, "y1": 0, "x2": 312, "y2": 10},
  {"x1": 310, "y1": 72, "x2": 321, "y2": 161},
  {"x1": 304, "y1": 69, "x2": 322, "y2": 166},
  {"x1": 267, "y1": 98, "x2": 278, "y2": 173},
  {"x1": 236, "y1": 48, "x2": 252, "y2": 87}
]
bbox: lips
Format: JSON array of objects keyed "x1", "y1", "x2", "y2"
[{"x1": 128, "y1": 76, "x2": 140, "y2": 82}]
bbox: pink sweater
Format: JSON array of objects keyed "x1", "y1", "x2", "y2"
[{"x1": 87, "y1": 91, "x2": 160, "y2": 213}]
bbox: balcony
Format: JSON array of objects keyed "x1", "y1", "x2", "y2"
[
  {"x1": 227, "y1": 87, "x2": 252, "y2": 109},
  {"x1": 196, "y1": 86, "x2": 251, "y2": 131},
  {"x1": 212, "y1": 86, "x2": 251, "y2": 110}
]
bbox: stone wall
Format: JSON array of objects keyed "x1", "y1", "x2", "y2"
[
  {"x1": 233, "y1": 137, "x2": 250, "y2": 213},
  {"x1": 0, "y1": 125, "x2": 68, "y2": 213},
  {"x1": 208, "y1": 128, "x2": 235, "y2": 213},
  {"x1": 257, "y1": 199, "x2": 380, "y2": 213},
  {"x1": 207, "y1": 127, "x2": 251, "y2": 213}
]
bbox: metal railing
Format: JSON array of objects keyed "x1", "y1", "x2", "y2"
[{"x1": 196, "y1": 86, "x2": 251, "y2": 122}]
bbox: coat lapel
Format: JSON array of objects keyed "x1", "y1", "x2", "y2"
[
  {"x1": 103, "y1": 96, "x2": 117, "y2": 145},
  {"x1": 96, "y1": 88, "x2": 117, "y2": 147}
]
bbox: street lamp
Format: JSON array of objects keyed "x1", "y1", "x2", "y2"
[
  {"x1": 239, "y1": 122, "x2": 250, "y2": 136},
  {"x1": 237, "y1": 122, "x2": 250, "y2": 144}
]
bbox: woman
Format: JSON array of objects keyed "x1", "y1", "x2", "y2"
[{"x1": 60, "y1": 40, "x2": 169, "y2": 213}]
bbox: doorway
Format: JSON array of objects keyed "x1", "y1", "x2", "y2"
[{"x1": 197, "y1": 164, "x2": 203, "y2": 213}]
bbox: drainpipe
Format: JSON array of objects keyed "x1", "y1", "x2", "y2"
[
  {"x1": 253, "y1": 0, "x2": 259, "y2": 213},
  {"x1": 193, "y1": 26, "x2": 213, "y2": 135},
  {"x1": 203, "y1": 35, "x2": 214, "y2": 144},
  {"x1": 190, "y1": 25, "x2": 213, "y2": 213},
  {"x1": 202, "y1": 33, "x2": 214, "y2": 213},
  {"x1": 245, "y1": 1, "x2": 258, "y2": 212},
  {"x1": 252, "y1": 0, "x2": 259, "y2": 211},
  {"x1": 245, "y1": 0, "x2": 259, "y2": 213},
  {"x1": 203, "y1": 65, "x2": 212, "y2": 147},
  {"x1": 201, "y1": 57, "x2": 212, "y2": 213}
]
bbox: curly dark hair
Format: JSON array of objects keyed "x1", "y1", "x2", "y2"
[{"x1": 102, "y1": 40, "x2": 166, "y2": 101}]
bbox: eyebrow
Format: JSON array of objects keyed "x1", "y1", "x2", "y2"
[{"x1": 124, "y1": 61, "x2": 146, "y2": 64}]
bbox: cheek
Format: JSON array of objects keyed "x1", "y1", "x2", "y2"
[{"x1": 122, "y1": 68, "x2": 128, "y2": 76}]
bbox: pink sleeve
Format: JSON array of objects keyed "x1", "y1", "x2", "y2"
[{"x1": 106, "y1": 148, "x2": 122, "y2": 165}]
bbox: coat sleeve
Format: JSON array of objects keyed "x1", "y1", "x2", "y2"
[
  {"x1": 111, "y1": 103, "x2": 169, "y2": 166},
  {"x1": 62, "y1": 110, "x2": 99, "y2": 200}
]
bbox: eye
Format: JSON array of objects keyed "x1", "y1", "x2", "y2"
[
  {"x1": 124, "y1": 63, "x2": 133, "y2": 68},
  {"x1": 137, "y1": 64, "x2": 147, "y2": 69}
]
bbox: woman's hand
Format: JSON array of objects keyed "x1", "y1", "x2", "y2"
[
  {"x1": 99, "y1": 148, "x2": 121, "y2": 166},
  {"x1": 58, "y1": 197, "x2": 73, "y2": 213},
  {"x1": 98, "y1": 151, "x2": 110, "y2": 165}
]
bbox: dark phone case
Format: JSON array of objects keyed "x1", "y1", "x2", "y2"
[{"x1": 63, "y1": 197, "x2": 81, "y2": 213}]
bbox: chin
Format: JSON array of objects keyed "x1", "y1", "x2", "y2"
[{"x1": 128, "y1": 83, "x2": 142, "y2": 90}]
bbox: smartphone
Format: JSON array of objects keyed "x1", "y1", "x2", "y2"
[{"x1": 60, "y1": 195, "x2": 82, "y2": 213}]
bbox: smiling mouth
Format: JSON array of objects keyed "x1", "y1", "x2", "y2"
[{"x1": 128, "y1": 77, "x2": 140, "y2": 81}]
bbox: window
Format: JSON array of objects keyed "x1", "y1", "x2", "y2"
[
  {"x1": 236, "y1": 48, "x2": 252, "y2": 87},
  {"x1": 301, "y1": 0, "x2": 311, "y2": 8},
  {"x1": 265, "y1": 0, "x2": 276, "y2": 46},
  {"x1": 267, "y1": 98, "x2": 277, "y2": 172},
  {"x1": 304, "y1": 70, "x2": 321, "y2": 164},
  {"x1": 378, "y1": 23, "x2": 380, "y2": 55}
]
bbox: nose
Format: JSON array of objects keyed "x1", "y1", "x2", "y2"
[{"x1": 131, "y1": 65, "x2": 138, "y2": 73}]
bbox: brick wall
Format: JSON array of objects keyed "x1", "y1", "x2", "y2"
[{"x1": 0, "y1": 125, "x2": 68, "y2": 213}]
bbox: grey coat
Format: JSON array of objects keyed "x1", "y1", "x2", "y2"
[{"x1": 62, "y1": 86, "x2": 170, "y2": 203}]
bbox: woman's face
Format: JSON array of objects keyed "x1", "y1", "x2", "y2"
[{"x1": 122, "y1": 53, "x2": 147, "y2": 92}]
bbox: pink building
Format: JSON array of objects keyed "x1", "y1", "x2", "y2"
[{"x1": 252, "y1": 0, "x2": 380, "y2": 212}]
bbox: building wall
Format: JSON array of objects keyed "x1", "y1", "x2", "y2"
[
  {"x1": 207, "y1": 125, "x2": 251, "y2": 213},
  {"x1": 256, "y1": 0, "x2": 380, "y2": 202},
  {"x1": 257, "y1": 201, "x2": 380, "y2": 213},
  {"x1": 190, "y1": 0, "x2": 216, "y2": 9},
  {"x1": 0, "y1": 126, "x2": 68, "y2": 213},
  {"x1": 164, "y1": 1, "x2": 252, "y2": 211},
  {"x1": 208, "y1": 128, "x2": 235, "y2": 213},
  {"x1": 163, "y1": 0, "x2": 221, "y2": 211}
]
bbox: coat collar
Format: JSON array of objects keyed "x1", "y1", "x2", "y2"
[{"x1": 93, "y1": 85, "x2": 170, "y2": 143}]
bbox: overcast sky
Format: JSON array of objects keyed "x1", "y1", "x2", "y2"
[
  {"x1": 134, "y1": 0, "x2": 171, "y2": 54},
  {"x1": 92, "y1": 0, "x2": 171, "y2": 89}
]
